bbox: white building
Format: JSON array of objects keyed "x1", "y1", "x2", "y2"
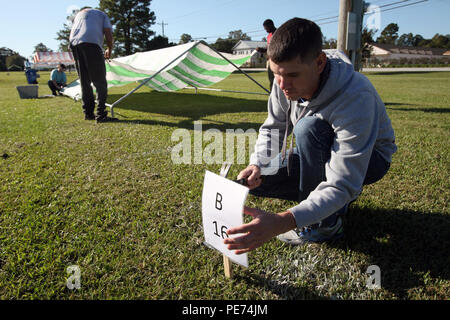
[
  {"x1": 232, "y1": 40, "x2": 267, "y2": 67},
  {"x1": 369, "y1": 43, "x2": 447, "y2": 61}
]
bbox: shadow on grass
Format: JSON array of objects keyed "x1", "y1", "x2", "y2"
[
  {"x1": 383, "y1": 102, "x2": 417, "y2": 106},
  {"x1": 366, "y1": 71, "x2": 443, "y2": 76},
  {"x1": 236, "y1": 206, "x2": 449, "y2": 299},
  {"x1": 234, "y1": 274, "x2": 325, "y2": 300},
  {"x1": 106, "y1": 91, "x2": 267, "y2": 130},
  {"x1": 334, "y1": 207, "x2": 450, "y2": 298},
  {"x1": 384, "y1": 102, "x2": 450, "y2": 113},
  {"x1": 114, "y1": 118, "x2": 262, "y2": 131},
  {"x1": 386, "y1": 107, "x2": 450, "y2": 113}
]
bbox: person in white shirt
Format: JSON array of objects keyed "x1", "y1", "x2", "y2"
[{"x1": 69, "y1": 7, "x2": 113, "y2": 122}]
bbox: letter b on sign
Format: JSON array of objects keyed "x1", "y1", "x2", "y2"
[
  {"x1": 215, "y1": 192, "x2": 223, "y2": 211},
  {"x1": 366, "y1": 265, "x2": 381, "y2": 289}
]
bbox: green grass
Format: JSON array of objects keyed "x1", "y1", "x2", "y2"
[{"x1": 0, "y1": 70, "x2": 449, "y2": 300}]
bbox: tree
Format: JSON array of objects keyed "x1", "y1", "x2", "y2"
[
  {"x1": 360, "y1": 28, "x2": 376, "y2": 64},
  {"x1": 210, "y1": 38, "x2": 235, "y2": 53},
  {"x1": 397, "y1": 33, "x2": 414, "y2": 47},
  {"x1": 376, "y1": 23, "x2": 399, "y2": 45},
  {"x1": 417, "y1": 37, "x2": 431, "y2": 47},
  {"x1": 99, "y1": 0, "x2": 156, "y2": 56},
  {"x1": 210, "y1": 30, "x2": 251, "y2": 53},
  {"x1": 33, "y1": 43, "x2": 53, "y2": 53},
  {"x1": 0, "y1": 47, "x2": 18, "y2": 57},
  {"x1": 147, "y1": 35, "x2": 176, "y2": 50},
  {"x1": 0, "y1": 47, "x2": 18, "y2": 71},
  {"x1": 227, "y1": 30, "x2": 250, "y2": 41},
  {"x1": 412, "y1": 34, "x2": 425, "y2": 47},
  {"x1": 56, "y1": 26, "x2": 71, "y2": 51},
  {"x1": 179, "y1": 34, "x2": 192, "y2": 44},
  {"x1": 430, "y1": 33, "x2": 449, "y2": 49},
  {"x1": 56, "y1": 8, "x2": 80, "y2": 52},
  {"x1": 323, "y1": 37, "x2": 337, "y2": 49}
]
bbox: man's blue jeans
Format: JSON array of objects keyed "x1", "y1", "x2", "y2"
[{"x1": 250, "y1": 117, "x2": 390, "y2": 227}]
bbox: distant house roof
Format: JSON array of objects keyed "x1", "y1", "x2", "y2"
[
  {"x1": 232, "y1": 40, "x2": 267, "y2": 51},
  {"x1": 7, "y1": 64, "x2": 22, "y2": 71},
  {"x1": 370, "y1": 43, "x2": 446, "y2": 56}
]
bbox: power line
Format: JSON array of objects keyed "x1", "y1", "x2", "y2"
[
  {"x1": 164, "y1": 0, "x2": 241, "y2": 23},
  {"x1": 157, "y1": 21, "x2": 169, "y2": 37},
  {"x1": 378, "y1": 0, "x2": 410, "y2": 8},
  {"x1": 305, "y1": 1, "x2": 412, "y2": 24},
  {"x1": 316, "y1": 0, "x2": 430, "y2": 26},
  {"x1": 376, "y1": 0, "x2": 429, "y2": 13},
  {"x1": 168, "y1": 0, "x2": 431, "y2": 43}
]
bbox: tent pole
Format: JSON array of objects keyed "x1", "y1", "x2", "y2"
[
  {"x1": 205, "y1": 43, "x2": 270, "y2": 94},
  {"x1": 185, "y1": 86, "x2": 269, "y2": 96},
  {"x1": 109, "y1": 41, "x2": 203, "y2": 114}
]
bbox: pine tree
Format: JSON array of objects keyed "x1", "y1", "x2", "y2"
[
  {"x1": 376, "y1": 23, "x2": 399, "y2": 45},
  {"x1": 99, "y1": 0, "x2": 156, "y2": 56},
  {"x1": 33, "y1": 43, "x2": 53, "y2": 53},
  {"x1": 56, "y1": 8, "x2": 80, "y2": 52}
]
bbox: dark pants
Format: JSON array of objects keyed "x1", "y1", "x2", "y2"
[
  {"x1": 71, "y1": 43, "x2": 108, "y2": 117},
  {"x1": 48, "y1": 80, "x2": 63, "y2": 95},
  {"x1": 251, "y1": 117, "x2": 391, "y2": 226}
]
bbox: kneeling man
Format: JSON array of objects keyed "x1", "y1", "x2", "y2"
[{"x1": 224, "y1": 18, "x2": 397, "y2": 253}]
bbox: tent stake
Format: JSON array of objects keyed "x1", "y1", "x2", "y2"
[{"x1": 219, "y1": 162, "x2": 233, "y2": 279}]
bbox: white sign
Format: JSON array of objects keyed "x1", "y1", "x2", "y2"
[{"x1": 202, "y1": 170, "x2": 249, "y2": 268}]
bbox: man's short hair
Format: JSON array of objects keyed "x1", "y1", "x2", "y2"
[
  {"x1": 59, "y1": 64, "x2": 66, "y2": 70},
  {"x1": 263, "y1": 19, "x2": 275, "y2": 28},
  {"x1": 80, "y1": 6, "x2": 92, "y2": 11},
  {"x1": 267, "y1": 18, "x2": 323, "y2": 63}
]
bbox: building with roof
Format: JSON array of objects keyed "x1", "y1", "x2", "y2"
[
  {"x1": 232, "y1": 40, "x2": 267, "y2": 67},
  {"x1": 369, "y1": 43, "x2": 447, "y2": 61}
]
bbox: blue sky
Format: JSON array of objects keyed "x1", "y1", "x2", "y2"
[{"x1": 1, "y1": 0, "x2": 448, "y2": 59}]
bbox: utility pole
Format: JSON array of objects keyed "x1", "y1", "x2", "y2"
[
  {"x1": 337, "y1": 0, "x2": 364, "y2": 71},
  {"x1": 337, "y1": 0, "x2": 351, "y2": 54},
  {"x1": 157, "y1": 21, "x2": 169, "y2": 37}
]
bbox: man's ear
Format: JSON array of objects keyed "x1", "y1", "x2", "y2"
[{"x1": 315, "y1": 52, "x2": 327, "y2": 73}]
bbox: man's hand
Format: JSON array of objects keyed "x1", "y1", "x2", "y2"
[
  {"x1": 237, "y1": 165, "x2": 262, "y2": 190},
  {"x1": 104, "y1": 48, "x2": 111, "y2": 60},
  {"x1": 104, "y1": 28, "x2": 113, "y2": 61},
  {"x1": 224, "y1": 207, "x2": 297, "y2": 254}
]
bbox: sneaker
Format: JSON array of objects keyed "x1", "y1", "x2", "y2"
[
  {"x1": 84, "y1": 113, "x2": 95, "y2": 120},
  {"x1": 95, "y1": 115, "x2": 118, "y2": 123},
  {"x1": 277, "y1": 217, "x2": 344, "y2": 245}
]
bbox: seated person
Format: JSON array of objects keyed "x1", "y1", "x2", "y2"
[{"x1": 48, "y1": 64, "x2": 67, "y2": 96}]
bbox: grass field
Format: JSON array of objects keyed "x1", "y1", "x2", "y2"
[{"x1": 0, "y1": 69, "x2": 449, "y2": 300}]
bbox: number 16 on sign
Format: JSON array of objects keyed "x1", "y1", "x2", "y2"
[{"x1": 202, "y1": 170, "x2": 249, "y2": 269}]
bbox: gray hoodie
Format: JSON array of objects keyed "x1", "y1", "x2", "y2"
[{"x1": 249, "y1": 50, "x2": 397, "y2": 228}]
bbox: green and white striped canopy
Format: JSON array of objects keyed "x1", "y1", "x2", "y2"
[{"x1": 63, "y1": 41, "x2": 254, "y2": 100}]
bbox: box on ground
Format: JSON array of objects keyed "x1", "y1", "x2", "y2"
[{"x1": 16, "y1": 85, "x2": 38, "y2": 99}]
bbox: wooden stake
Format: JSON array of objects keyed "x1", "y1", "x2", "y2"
[
  {"x1": 223, "y1": 255, "x2": 233, "y2": 279},
  {"x1": 219, "y1": 162, "x2": 233, "y2": 279}
]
